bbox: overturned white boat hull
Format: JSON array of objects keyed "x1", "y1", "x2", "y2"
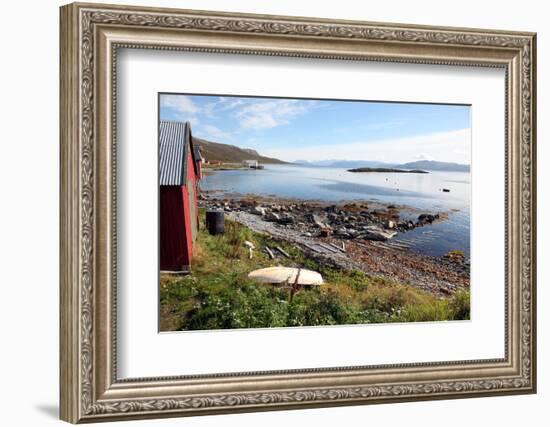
[{"x1": 248, "y1": 267, "x2": 323, "y2": 286}]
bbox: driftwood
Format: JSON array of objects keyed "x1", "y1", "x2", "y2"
[
  {"x1": 276, "y1": 246, "x2": 291, "y2": 258},
  {"x1": 265, "y1": 246, "x2": 275, "y2": 259},
  {"x1": 318, "y1": 242, "x2": 339, "y2": 253},
  {"x1": 301, "y1": 242, "x2": 322, "y2": 253},
  {"x1": 309, "y1": 244, "x2": 325, "y2": 253},
  {"x1": 328, "y1": 242, "x2": 346, "y2": 253}
]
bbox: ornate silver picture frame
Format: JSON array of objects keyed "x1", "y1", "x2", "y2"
[{"x1": 60, "y1": 2, "x2": 536, "y2": 423}]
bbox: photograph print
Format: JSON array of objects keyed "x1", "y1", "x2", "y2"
[{"x1": 158, "y1": 93, "x2": 471, "y2": 332}]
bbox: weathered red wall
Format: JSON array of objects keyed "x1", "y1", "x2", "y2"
[
  {"x1": 181, "y1": 186, "x2": 193, "y2": 267},
  {"x1": 160, "y1": 186, "x2": 190, "y2": 271},
  {"x1": 159, "y1": 150, "x2": 199, "y2": 272},
  {"x1": 195, "y1": 159, "x2": 202, "y2": 179},
  {"x1": 187, "y1": 152, "x2": 199, "y2": 235}
]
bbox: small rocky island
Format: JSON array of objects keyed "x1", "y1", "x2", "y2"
[{"x1": 348, "y1": 167, "x2": 429, "y2": 173}]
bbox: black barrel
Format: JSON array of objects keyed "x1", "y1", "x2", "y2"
[{"x1": 206, "y1": 210, "x2": 225, "y2": 235}]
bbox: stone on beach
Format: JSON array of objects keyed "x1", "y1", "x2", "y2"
[
  {"x1": 362, "y1": 226, "x2": 398, "y2": 241},
  {"x1": 320, "y1": 227, "x2": 333, "y2": 237},
  {"x1": 306, "y1": 213, "x2": 326, "y2": 228},
  {"x1": 277, "y1": 214, "x2": 295, "y2": 225},
  {"x1": 252, "y1": 206, "x2": 266, "y2": 216},
  {"x1": 417, "y1": 213, "x2": 440, "y2": 225},
  {"x1": 265, "y1": 212, "x2": 280, "y2": 222}
]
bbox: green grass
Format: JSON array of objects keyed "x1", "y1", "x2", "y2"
[{"x1": 160, "y1": 209, "x2": 470, "y2": 331}]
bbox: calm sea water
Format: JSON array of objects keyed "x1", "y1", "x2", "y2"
[{"x1": 202, "y1": 164, "x2": 470, "y2": 257}]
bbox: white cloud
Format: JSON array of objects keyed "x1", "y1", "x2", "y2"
[
  {"x1": 235, "y1": 99, "x2": 315, "y2": 130},
  {"x1": 214, "y1": 98, "x2": 248, "y2": 112},
  {"x1": 262, "y1": 129, "x2": 471, "y2": 164},
  {"x1": 160, "y1": 95, "x2": 318, "y2": 136},
  {"x1": 200, "y1": 124, "x2": 232, "y2": 141},
  {"x1": 415, "y1": 153, "x2": 434, "y2": 160},
  {"x1": 160, "y1": 95, "x2": 199, "y2": 114}
]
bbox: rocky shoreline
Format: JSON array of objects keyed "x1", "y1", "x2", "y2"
[{"x1": 199, "y1": 192, "x2": 469, "y2": 296}]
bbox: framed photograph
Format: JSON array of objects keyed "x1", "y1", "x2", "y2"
[{"x1": 60, "y1": 2, "x2": 537, "y2": 423}]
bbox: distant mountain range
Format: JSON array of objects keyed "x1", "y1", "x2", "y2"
[
  {"x1": 191, "y1": 136, "x2": 470, "y2": 171},
  {"x1": 398, "y1": 160, "x2": 470, "y2": 172},
  {"x1": 295, "y1": 159, "x2": 470, "y2": 172},
  {"x1": 295, "y1": 160, "x2": 390, "y2": 168},
  {"x1": 193, "y1": 137, "x2": 286, "y2": 164}
]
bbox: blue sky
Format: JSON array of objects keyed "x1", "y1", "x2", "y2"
[{"x1": 159, "y1": 94, "x2": 471, "y2": 164}]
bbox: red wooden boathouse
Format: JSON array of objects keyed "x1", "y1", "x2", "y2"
[{"x1": 159, "y1": 121, "x2": 202, "y2": 272}]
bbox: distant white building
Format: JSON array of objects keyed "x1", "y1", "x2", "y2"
[{"x1": 243, "y1": 159, "x2": 258, "y2": 168}]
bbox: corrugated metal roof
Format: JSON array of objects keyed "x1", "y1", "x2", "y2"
[{"x1": 159, "y1": 121, "x2": 190, "y2": 186}]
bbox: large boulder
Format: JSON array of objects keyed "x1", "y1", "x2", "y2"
[
  {"x1": 305, "y1": 213, "x2": 326, "y2": 228},
  {"x1": 327, "y1": 212, "x2": 338, "y2": 222},
  {"x1": 417, "y1": 213, "x2": 439, "y2": 225},
  {"x1": 362, "y1": 226, "x2": 398, "y2": 241},
  {"x1": 265, "y1": 212, "x2": 280, "y2": 222},
  {"x1": 252, "y1": 206, "x2": 266, "y2": 216},
  {"x1": 278, "y1": 214, "x2": 295, "y2": 225}
]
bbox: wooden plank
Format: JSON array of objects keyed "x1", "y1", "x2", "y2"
[
  {"x1": 318, "y1": 242, "x2": 339, "y2": 253},
  {"x1": 265, "y1": 246, "x2": 275, "y2": 259},
  {"x1": 328, "y1": 242, "x2": 346, "y2": 252},
  {"x1": 276, "y1": 246, "x2": 291, "y2": 258},
  {"x1": 301, "y1": 242, "x2": 323, "y2": 253}
]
